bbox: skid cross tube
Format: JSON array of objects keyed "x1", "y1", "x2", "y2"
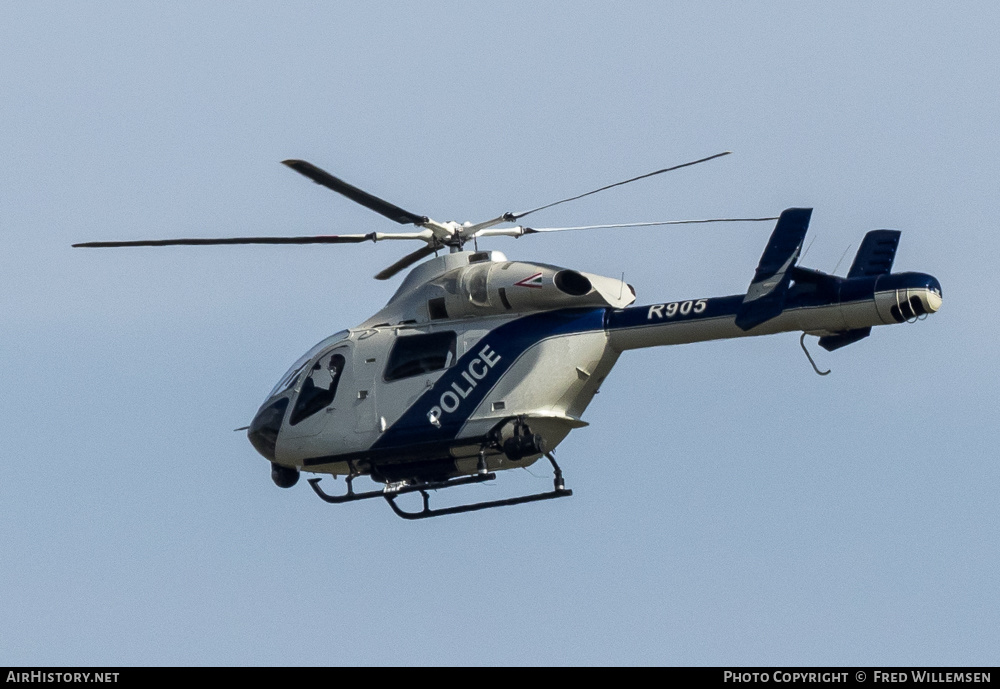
[{"x1": 308, "y1": 473, "x2": 497, "y2": 504}]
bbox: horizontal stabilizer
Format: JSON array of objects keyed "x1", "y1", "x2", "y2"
[
  {"x1": 818, "y1": 327, "x2": 871, "y2": 351},
  {"x1": 847, "y1": 229, "x2": 901, "y2": 278},
  {"x1": 735, "y1": 208, "x2": 812, "y2": 331}
]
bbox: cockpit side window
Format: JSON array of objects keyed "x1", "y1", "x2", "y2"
[
  {"x1": 290, "y1": 351, "x2": 347, "y2": 426},
  {"x1": 384, "y1": 331, "x2": 456, "y2": 382}
]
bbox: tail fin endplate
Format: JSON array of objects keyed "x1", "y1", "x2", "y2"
[
  {"x1": 816, "y1": 228, "x2": 901, "y2": 351},
  {"x1": 846, "y1": 229, "x2": 901, "y2": 278}
]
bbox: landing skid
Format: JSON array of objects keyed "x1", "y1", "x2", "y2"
[
  {"x1": 307, "y1": 452, "x2": 572, "y2": 520},
  {"x1": 308, "y1": 472, "x2": 497, "y2": 504}
]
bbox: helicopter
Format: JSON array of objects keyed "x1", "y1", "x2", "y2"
[{"x1": 74, "y1": 152, "x2": 942, "y2": 519}]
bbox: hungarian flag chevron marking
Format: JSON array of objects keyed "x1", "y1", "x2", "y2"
[{"x1": 514, "y1": 272, "x2": 544, "y2": 289}]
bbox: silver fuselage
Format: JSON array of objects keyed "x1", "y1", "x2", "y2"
[{"x1": 248, "y1": 251, "x2": 941, "y2": 482}]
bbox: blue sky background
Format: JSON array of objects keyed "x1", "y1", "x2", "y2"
[{"x1": 2, "y1": 2, "x2": 997, "y2": 666}]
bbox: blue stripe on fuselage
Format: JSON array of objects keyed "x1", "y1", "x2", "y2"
[
  {"x1": 606, "y1": 295, "x2": 744, "y2": 331},
  {"x1": 369, "y1": 307, "x2": 607, "y2": 452},
  {"x1": 605, "y1": 277, "x2": 884, "y2": 332}
]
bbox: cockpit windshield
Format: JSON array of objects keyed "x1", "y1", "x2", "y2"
[{"x1": 266, "y1": 330, "x2": 350, "y2": 399}]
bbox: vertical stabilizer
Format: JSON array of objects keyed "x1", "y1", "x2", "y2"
[{"x1": 734, "y1": 208, "x2": 812, "y2": 331}]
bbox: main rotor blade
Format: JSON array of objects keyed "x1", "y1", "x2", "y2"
[
  {"x1": 73, "y1": 234, "x2": 373, "y2": 248},
  {"x1": 506, "y1": 151, "x2": 732, "y2": 222},
  {"x1": 522, "y1": 217, "x2": 779, "y2": 233},
  {"x1": 470, "y1": 216, "x2": 778, "y2": 239},
  {"x1": 282, "y1": 159, "x2": 427, "y2": 226},
  {"x1": 375, "y1": 244, "x2": 438, "y2": 281}
]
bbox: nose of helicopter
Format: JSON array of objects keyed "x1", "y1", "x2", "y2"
[{"x1": 247, "y1": 398, "x2": 289, "y2": 461}]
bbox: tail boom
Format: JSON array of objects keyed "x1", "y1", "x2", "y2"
[{"x1": 606, "y1": 271, "x2": 941, "y2": 352}]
